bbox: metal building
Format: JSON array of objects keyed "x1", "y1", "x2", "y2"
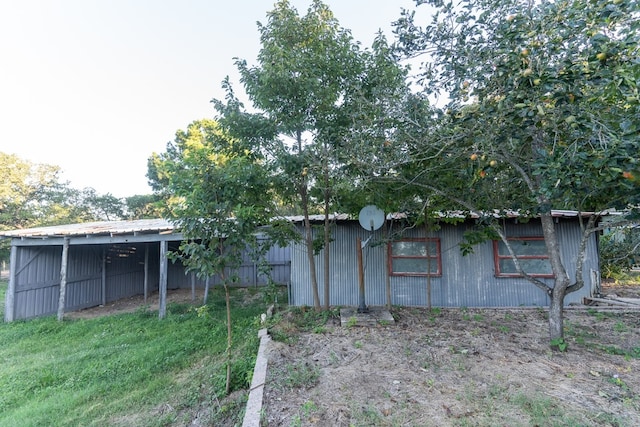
[
  {"x1": 1, "y1": 219, "x2": 290, "y2": 321},
  {"x1": 289, "y1": 211, "x2": 601, "y2": 308}
]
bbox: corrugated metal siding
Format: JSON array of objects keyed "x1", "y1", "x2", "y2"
[
  {"x1": 290, "y1": 224, "x2": 388, "y2": 307},
  {"x1": 13, "y1": 246, "x2": 62, "y2": 319},
  {"x1": 12, "y1": 245, "x2": 104, "y2": 318},
  {"x1": 290, "y1": 219, "x2": 598, "y2": 308},
  {"x1": 105, "y1": 244, "x2": 145, "y2": 301},
  {"x1": 65, "y1": 246, "x2": 103, "y2": 311},
  {"x1": 9, "y1": 238, "x2": 291, "y2": 320},
  {"x1": 169, "y1": 241, "x2": 291, "y2": 289}
]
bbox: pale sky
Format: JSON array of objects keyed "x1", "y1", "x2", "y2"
[{"x1": 0, "y1": 0, "x2": 424, "y2": 198}]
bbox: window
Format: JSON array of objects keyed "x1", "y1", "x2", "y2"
[
  {"x1": 388, "y1": 238, "x2": 441, "y2": 276},
  {"x1": 493, "y1": 237, "x2": 553, "y2": 278}
]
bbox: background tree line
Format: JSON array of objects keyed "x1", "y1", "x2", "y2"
[{"x1": 0, "y1": 151, "x2": 162, "y2": 263}]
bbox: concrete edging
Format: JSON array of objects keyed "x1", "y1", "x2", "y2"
[{"x1": 242, "y1": 328, "x2": 270, "y2": 427}]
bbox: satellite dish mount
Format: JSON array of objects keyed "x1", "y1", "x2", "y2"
[{"x1": 356, "y1": 205, "x2": 384, "y2": 313}]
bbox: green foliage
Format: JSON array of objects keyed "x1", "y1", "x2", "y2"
[
  {"x1": 223, "y1": 0, "x2": 412, "y2": 309},
  {"x1": 0, "y1": 152, "x2": 155, "y2": 262},
  {"x1": 550, "y1": 337, "x2": 568, "y2": 352},
  {"x1": 392, "y1": 0, "x2": 639, "y2": 213},
  {"x1": 389, "y1": 0, "x2": 640, "y2": 345},
  {"x1": 600, "y1": 229, "x2": 640, "y2": 279},
  {"x1": 0, "y1": 287, "x2": 264, "y2": 426}
]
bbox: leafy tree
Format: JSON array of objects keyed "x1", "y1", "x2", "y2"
[
  {"x1": 600, "y1": 226, "x2": 640, "y2": 279},
  {"x1": 148, "y1": 119, "x2": 294, "y2": 394},
  {"x1": 230, "y1": 0, "x2": 411, "y2": 309},
  {"x1": 124, "y1": 194, "x2": 164, "y2": 220},
  {"x1": 392, "y1": 0, "x2": 639, "y2": 347},
  {"x1": 0, "y1": 151, "x2": 135, "y2": 264},
  {"x1": 0, "y1": 152, "x2": 62, "y2": 230}
]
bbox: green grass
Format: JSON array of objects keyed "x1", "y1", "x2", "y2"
[{"x1": 0, "y1": 282, "x2": 277, "y2": 427}]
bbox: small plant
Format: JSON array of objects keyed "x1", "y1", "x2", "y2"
[
  {"x1": 550, "y1": 337, "x2": 568, "y2": 352},
  {"x1": 312, "y1": 325, "x2": 326, "y2": 334},
  {"x1": 609, "y1": 374, "x2": 628, "y2": 390},
  {"x1": 300, "y1": 400, "x2": 318, "y2": 417},
  {"x1": 346, "y1": 316, "x2": 358, "y2": 328},
  {"x1": 354, "y1": 340, "x2": 363, "y2": 349},
  {"x1": 498, "y1": 325, "x2": 510, "y2": 333},
  {"x1": 614, "y1": 321, "x2": 628, "y2": 333}
]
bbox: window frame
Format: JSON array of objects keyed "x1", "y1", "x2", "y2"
[
  {"x1": 492, "y1": 237, "x2": 554, "y2": 278},
  {"x1": 388, "y1": 238, "x2": 442, "y2": 277}
]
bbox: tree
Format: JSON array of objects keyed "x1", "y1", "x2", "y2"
[
  {"x1": 392, "y1": 0, "x2": 639, "y2": 347},
  {"x1": 0, "y1": 152, "x2": 62, "y2": 231},
  {"x1": 230, "y1": 0, "x2": 411, "y2": 310},
  {"x1": 124, "y1": 194, "x2": 164, "y2": 220},
  {"x1": 147, "y1": 119, "x2": 293, "y2": 394}
]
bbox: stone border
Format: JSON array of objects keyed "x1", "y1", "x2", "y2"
[{"x1": 242, "y1": 328, "x2": 270, "y2": 427}]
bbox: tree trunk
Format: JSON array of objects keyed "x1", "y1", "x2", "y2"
[
  {"x1": 549, "y1": 286, "x2": 565, "y2": 344},
  {"x1": 218, "y1": 264, "x2": 232, "y2": 395},
  {"x1": 302, "y1": 186, "x2": 321, "y2": 309},
  {"x1": 540, "y1": 212, "x2": 570, "y2": 349},
  {"x1": 224, "y1": 281, "x2": 232, "y2": 395},
  {"x1": 323, "y1": 151, "x2": 331, "y2": 310},
  {"x1": 217, "y1": 239, "x2": 233, "y2": 395},
  {"x1": 297, "y1": 129, "x2": 321, "y2": 310}
]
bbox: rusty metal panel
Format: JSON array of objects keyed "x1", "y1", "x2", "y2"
[
  {"x1": 290, "y1": 222, "x2": 388, "y2": 307},
  {"x1": 290, "y1": 219, "x2": 597, "y2": 308}
]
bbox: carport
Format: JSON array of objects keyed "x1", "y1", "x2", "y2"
[{"x1": 2, "y1": 219, "x2": 182, "y2": 321}]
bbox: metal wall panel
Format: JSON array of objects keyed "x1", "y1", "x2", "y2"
[
  {"x1": 168, "y1": 241, "x2": 291, "y2": 289},
  {"x1": 7, "y1": 237, "x2": 292, "y2": 320},
  {"x1": 290, "y1": 219, "x2": 598, "y2": 308},
  {"x1": 65, "y1": 246, "x2": 103, "y2": 311}
]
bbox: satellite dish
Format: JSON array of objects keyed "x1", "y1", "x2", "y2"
[{"x1": 358, "y1": 205, "x2": 385, "y2": 231}]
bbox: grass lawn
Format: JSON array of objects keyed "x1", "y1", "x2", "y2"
[{"x1": 0, "y1": 280, "x2": 276, "y2": 426}]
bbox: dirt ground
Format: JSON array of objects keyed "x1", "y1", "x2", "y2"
[
  {"x1": 263, "y1": 282, "x2": 640, "y2": 427},
  {"x1": 66, "y1": 288, "x2": 203, "y2": 319}
]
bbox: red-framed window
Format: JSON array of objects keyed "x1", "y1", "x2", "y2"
[
  {"x1": 388, "y1": 238, "x2": 442, "y2": 276},
  {"x1": 493, "y1": 237, "x2": 553, "y2": 278}
]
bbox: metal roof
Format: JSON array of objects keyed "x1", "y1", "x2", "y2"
[
  {"x1": 287, "y1": 210, "x2": 598, "y2": 223},
  {"x1": 1, "y1": 210, "x2": 600, "y2": 240},
  {"x1": 0, "y1": 219, "x2": 176, "y2": 239}
]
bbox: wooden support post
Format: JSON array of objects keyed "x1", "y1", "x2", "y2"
[
  {"x1": 4, "y1": 245, "x2": 17, "y2": 322},
  {"x1": 57, "y1": 238, "x2": 70, "y2": 321},
  {"x1": 144, "y1": 244, "x2": 149, "y2": 303},
  {"x1": 191, "y1": 272, "x2": 196, "y2": 302},
  {"x1": 203, "y1": 276, "x2": 210, "y2": 305},
  {"x1": 101, "y1": 248, "x2": 107, "y2": 306},
  {"x1": 159, "y1": 241, "x2": 168, "y2": 319}
]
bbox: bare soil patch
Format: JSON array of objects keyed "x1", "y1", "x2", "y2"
[
  {"x1": 264, "y1": 293, "x2": 640, "y2": 426},
  {"x1": 66, "y1": 288, "x2": 202, "y2": 319}
]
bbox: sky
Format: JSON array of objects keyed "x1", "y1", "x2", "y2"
[{"x1": 0, "y1": 0, "x2": 425, "y2": 198}]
